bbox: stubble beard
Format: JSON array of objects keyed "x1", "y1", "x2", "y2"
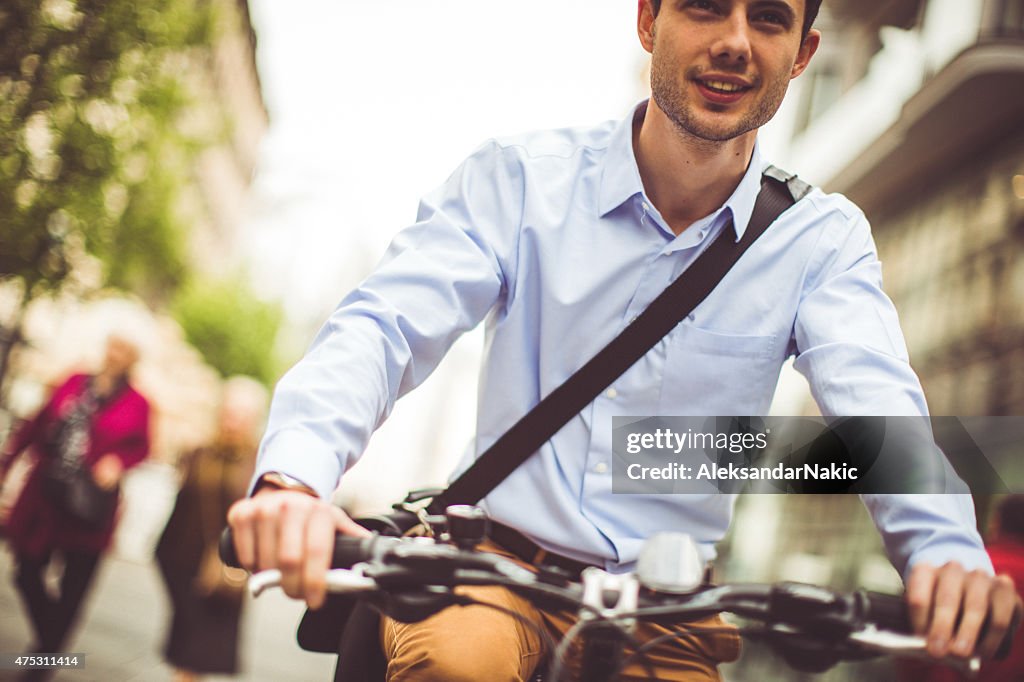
[{"x1": 650, "y1": 57, "x2": 790, "y2": 145}]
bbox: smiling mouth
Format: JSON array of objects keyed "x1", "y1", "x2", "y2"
[{"x1": 697, "y1": 79, "x2": 751, "y2": 94}]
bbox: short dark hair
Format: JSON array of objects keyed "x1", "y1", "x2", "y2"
[{"x1": 649, "y1": 0, "x2": 823, "y2": 41}]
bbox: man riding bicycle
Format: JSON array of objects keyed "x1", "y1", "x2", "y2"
[{"x1": 229, "y1": 1, "x2": 1022, "y2": 679}]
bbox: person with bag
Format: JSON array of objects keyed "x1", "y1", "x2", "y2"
[
  {"x1": 228, "y1": 1, "x2": 1022, "y2": 680},
  {"x1": 0, "y1": 333, "x2": 150, "y2": 672},
  {"x1": 155, "y1": 376, "x2": 268, "y2": 682}
]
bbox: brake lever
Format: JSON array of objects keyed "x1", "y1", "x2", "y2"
[
  {"x1": 247, "y1": 569, "x2": 282, "y2": 597},
  {"x1": 246, "y1": 566, "x2": 379, "y2": 598},
  {"x1": 848, "y1": 626, "x2": 981, "y2": 678}
]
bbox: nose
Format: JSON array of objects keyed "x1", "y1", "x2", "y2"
[{"x1": 708, "y1": 9, "x2": 752, "y2": 65}]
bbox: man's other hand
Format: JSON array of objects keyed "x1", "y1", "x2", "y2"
[
  {"x1": 907, "y1": 561, "x2": 1022, "y2": 659},
  {"x1": 227, "y1": 488, "x2": 371, "y2": 610}
]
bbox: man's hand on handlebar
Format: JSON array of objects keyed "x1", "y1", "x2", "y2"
[
  {"x1": 907, "y1": 561, "x2": 1022, "y2": 660},
  {"x1": 226, "y1": 488, "x2": 371, "y2": 610}
]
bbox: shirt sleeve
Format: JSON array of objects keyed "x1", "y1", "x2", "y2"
[
  {"x1": 253, "y1": 140, "x2": 524, "y2": 499},
  {"x1": 792, "y1": 198, "x2": 992, "y2": 580}
]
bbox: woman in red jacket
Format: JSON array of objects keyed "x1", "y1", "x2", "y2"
[{"x1": 0, "y1": 333, "x2": 150, "y2": 662}]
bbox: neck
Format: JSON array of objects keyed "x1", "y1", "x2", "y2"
[
  {"x1": 633, "y1": 99, "x2": 756, "y2": 236},
  {"x1": 93, "y1": 371, "x2": 122, "y2": 396}
]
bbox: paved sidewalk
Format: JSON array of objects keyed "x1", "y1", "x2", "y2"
[{"x1": 0, "y1": 541, "x2": 337, "y2": 681}]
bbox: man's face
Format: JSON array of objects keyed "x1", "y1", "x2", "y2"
[{"x1": 641, "y1": 0, "x2": 819, "y2": 143}]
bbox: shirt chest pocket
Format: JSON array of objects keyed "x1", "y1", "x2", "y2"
[{"x1": 658, "y1": 324, "x2": 780, "y2": 414}]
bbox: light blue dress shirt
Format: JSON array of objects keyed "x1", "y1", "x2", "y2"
[{"x1": 257, "y1": 101, "x2": 991, "y2": 578}]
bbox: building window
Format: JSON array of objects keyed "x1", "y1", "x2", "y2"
[{"x1": 983, "y1": 0, "x2": 1024, "y2": 38}]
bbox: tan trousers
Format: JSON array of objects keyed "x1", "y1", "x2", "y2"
[{"x1": 380, "y1": 541, "x2": 741, "y2": 682}]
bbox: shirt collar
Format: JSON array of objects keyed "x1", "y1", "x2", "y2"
[
  {"x1": 598, "y1": 99, "x2": 768, "y2": 242},
  {"x1": 725, "y1": 139, "x2": 766, "y2": 242},
  {"x1": 597, "y1": 101, "x2": 648, "y2": 218}
]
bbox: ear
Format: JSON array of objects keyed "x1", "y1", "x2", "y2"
[
  {"x1": 790, "y1": 28, "x2": 821, "y2": 79},
  {"x1": 637, "y1": 0, "x2": 656, "y2": 54}
]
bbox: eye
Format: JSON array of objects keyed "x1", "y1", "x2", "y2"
[
  {"x1": 754, "y1": 11, "x2": 787, "y2": 25},
  {"x1": 687, "y1": 0, "x2": 721, "y2": 14},
  {"x1": 750, "y1": 4, "x2": 795, "y2": 30}
]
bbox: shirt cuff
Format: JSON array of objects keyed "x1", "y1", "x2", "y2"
[
  {"x1": 249, "y1": 429, "x2": 345, "y2": 501},
  {"x1": 905, "y1": 542, "x2": 995, "y2": 581}
]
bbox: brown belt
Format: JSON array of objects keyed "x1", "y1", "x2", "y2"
[
  {"x1": 488, "y1": 522, "x2": 717, "y2": 586},
  {"x1": 487, "y1": 522, "x2": 596, "y2": 579}
]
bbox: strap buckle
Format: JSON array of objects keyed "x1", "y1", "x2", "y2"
[
  {"x1": 763, "y1": 164, "x2": 812, "y2": 202},
  {"x1": 402, "y1": 487, "x2": 445, "y2": 505},
  {"x1": 412, "y1": 505, "x2": 448, "y2": 539},
  {"x1": 416, "y1": 507, "x2": 436, "y2": 538}
]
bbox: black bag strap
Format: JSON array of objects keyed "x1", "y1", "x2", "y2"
[{"x1": 427, "y1": 167, "x2": 811, "y2": 515}]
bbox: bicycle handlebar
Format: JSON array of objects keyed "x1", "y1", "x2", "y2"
[
  {"x1": 219, "y1": 526, "x2": 389, "y2": 570},
  {"x1": 218, "y1": 525, "x2": 1016, "y2": 675}
]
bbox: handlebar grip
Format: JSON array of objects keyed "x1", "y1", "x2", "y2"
[
  {"x1": 864, "y1": 591, "x2": 1020, "y2": 660},
  {"x1": 331, "y1": 535, "x2": 380, "y2": 568},
  {"x1": 863, "y1": 591, "x2": 912, "y2": 634},
  {"x1": 218, "y1": 527, "x2": 387, "y2": 570},
  {"x1": 220, "y1": 527, "x2": 243, "y2": 568},
  {"x1": 992, "y1": 605, "x2": 1021, "y2": 660}
]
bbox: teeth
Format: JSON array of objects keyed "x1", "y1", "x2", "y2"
[{"x1": 703, "y1": 80, "x2": 744, "y2": 93}]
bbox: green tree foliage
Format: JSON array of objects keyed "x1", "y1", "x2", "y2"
[
  {"x1": 0, "y1": 0, "x2": 222, "y2": 300},
  {"x1": 172, "y1": 276, "x2": 284, "y2": 387}
]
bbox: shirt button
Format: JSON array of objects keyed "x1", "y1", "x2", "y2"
[
  {"x1": 594, "y1": 462, "x2": 609, "y2": 474},
  {"x1": 606, "y1": 388, "x2": 618, "y2": 399},
  {"x1": 642, "y1": 202, "x2": 651, "y2": 212}
]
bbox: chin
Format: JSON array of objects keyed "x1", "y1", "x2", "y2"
[{"x1": 684, "y1": 120, "x2": 746, "y2": 143}]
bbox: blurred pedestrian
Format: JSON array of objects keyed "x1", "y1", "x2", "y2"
[
  {"x1": 0, "y1": 333, "x2": 151, "y2": 674},
  {"x1": 155, "y1": 376, "x2": 268, "y2": 682}
]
